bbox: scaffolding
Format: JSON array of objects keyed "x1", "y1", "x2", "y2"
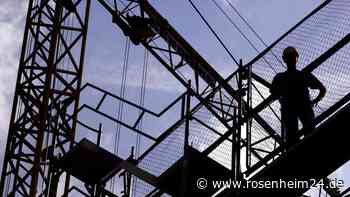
[{"x1": 1, "y1": 0, "x2": 350, "y2": 196}]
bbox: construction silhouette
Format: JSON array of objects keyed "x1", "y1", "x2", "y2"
[
  {"x1": 0, "y1": 0, "x2": 350, "y2": 196},
  {"x1": 271, "y1": 46, "x2": 326, "y2": 148}
]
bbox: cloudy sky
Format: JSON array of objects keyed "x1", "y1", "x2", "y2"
[
  {"x1": 0, "y1": 0, "x2": 27, "y2": 168},
  {"x1": 1, "y1": 0, "x2": 349, "y2": 196}
]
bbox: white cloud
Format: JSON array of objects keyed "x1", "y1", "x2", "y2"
[{"x1": 0, "y1": 0, "x2": 26, "y2": 170}]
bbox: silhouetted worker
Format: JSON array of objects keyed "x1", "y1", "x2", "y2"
[{"x1": 270, "y1": 46, "x2": 326, "y2": 148}]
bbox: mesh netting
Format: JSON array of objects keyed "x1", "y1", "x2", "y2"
[
  {"x1": 132, "y1": 122, "x2": 185, "y2": 197},
  {"x1": 137, "y1": 124, "x2": 186, "y2": 177},
  {"x1": 132, "y1": 106, "x2": 224, "y2": 196},
  {"x1": 132, "y1": 178, "x2": 171, "y2": 197},
  {"x1": 253, "y1": 0, "x2": 350, "y2": 82},
  {"x1": 251, "y1": 0, "x2": 350, "y2": 131},
  {"x1": 132, "y1": 104, "x2": 240, "y2": 195}
]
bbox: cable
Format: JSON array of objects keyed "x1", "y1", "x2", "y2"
[
  {"x1": 211, "y1": 0, "x2": 280, "y2": 73},
  {"x1": 225, "y1": 0, "x2": 269, "y2": 50},
  {"x1": 110, "y1": 38, "x2": 131, "y2": 192},
  {"x1": 132, "y1": 48, "x2": 149, "y2": 197},
  {"x1": 222, "y1": 0, "x2": 285, "y2": 67},
  {"x1": 136, "y1": 49, "x2": 149, "y2": 158},
  {"x1": 212, "y1": 0, "x2": 260, "y2": 56},
  {"x1": 187, "y1": 0, "x2": 239, "y2": 66}
]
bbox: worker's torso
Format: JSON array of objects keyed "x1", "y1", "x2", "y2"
[{"x1": 274, "y1": 70, "x2": 311, "y2": 108}]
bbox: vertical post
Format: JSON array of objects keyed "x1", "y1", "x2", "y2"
[
  {"x1": 236, "y1": 59, "x2": 243, "y2": 180},
  {"x1": 232, "y1": 59, "x2": 244, "y2": 196},
  {"x1": 231, "y1": 107, "x2": 238, "y2": 180},
  {"x1": 126, "y1": 147, "x2": 135, "y2": 197},
  {"x1": 30, "y1": 3, "x2": 63, "y2": 196},
  {"x1": 48, "y1": 168, "x2": 61, "y2": 197},
  {"x1": 181, "y1": 81, "x2": 191, "y2": 197},
  {"x1": 97, "y1": 123, "x2": 103, "y2": 146},
  {"x1": 231, "y1": 107, "x2": 239, "y2": 197},
  {"x1": 281, "y1": 116, "x2": 286, "y2": 153},
  {"x1": 95, "y1": 183, "x2": 105, "y2": 197},
  {"x1": 46, "y1": 106, "x2": 60, "y2": 197},
  {"x1": 246, "y1": 63, "x2": 252, "y2": 169},
  {"x1": 63, "y1": 0, "x2": 92, "y2": 195}
]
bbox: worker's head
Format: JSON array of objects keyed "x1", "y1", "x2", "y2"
[{"x1": 282, "y1": 46, "x2": 299, "y2": 70}]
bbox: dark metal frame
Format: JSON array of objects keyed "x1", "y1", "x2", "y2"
[
  {"x1": 0, "y1": 0, "x2": 91, "y2": 196},
  {"x1": 76, "y1": 82, "x2": 189, "y2": 142},
  {"x1": 97, "y1": 0, "x2": 279, "y2": 175},
  {"x1": 2, "y1": 0, "x2": 349, "y2": 196}
]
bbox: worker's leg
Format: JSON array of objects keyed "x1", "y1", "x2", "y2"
[
  {"x1": 281, "y1": 107, "x2": 298, "y2": 149},
  {"x1": 299, "y1": 105, "x2": 315, "y2": 137}
]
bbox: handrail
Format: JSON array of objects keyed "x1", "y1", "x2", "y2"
[{"x1": 80, "y1": 82, "x2": 187, "y2": 117}]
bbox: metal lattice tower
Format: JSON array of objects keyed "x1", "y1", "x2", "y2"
[{"x1": 0, "y1": 0, "x2": 90, "y2": 196}]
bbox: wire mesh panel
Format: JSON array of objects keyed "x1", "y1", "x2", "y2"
[
  {"x1": 242, "y1": 0, "x2": 350, "y2": 174},
  {"x1": 190, "y1": 107, "x2": 223, "y2": 152},
  {"x1": 191, "y1": 107, "x2": 233, "y2": 168},
  {"x1": 132, "y1": 104, "x2": 234, "y2": 196},
  {"x1": 138, "y1": 124, "x2": 186, "y2": 177},
  {"x1": 311, "y1": 43, "x2": 350, "y2": 117},
  {"x1": 132, "y1": 122, "x2": 185, "y2": 196},
  {"x1": 252, "y1": 0, "x2": 350, "y2": 80},
  {"x1": 251, "y1": 0, "x2": 350, "y2": 119}
]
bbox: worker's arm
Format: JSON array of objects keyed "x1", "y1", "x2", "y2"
[
  {"x1": 308, "y1": 73, "x2": 326, "y2": 105},
  {"x1": 311, "y1": 83, "x2": 326, "y2": 105}
]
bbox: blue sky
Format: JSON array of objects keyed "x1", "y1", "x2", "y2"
[{"x1": 1, "y1": 0, "x2": 349, "y2": 196}]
